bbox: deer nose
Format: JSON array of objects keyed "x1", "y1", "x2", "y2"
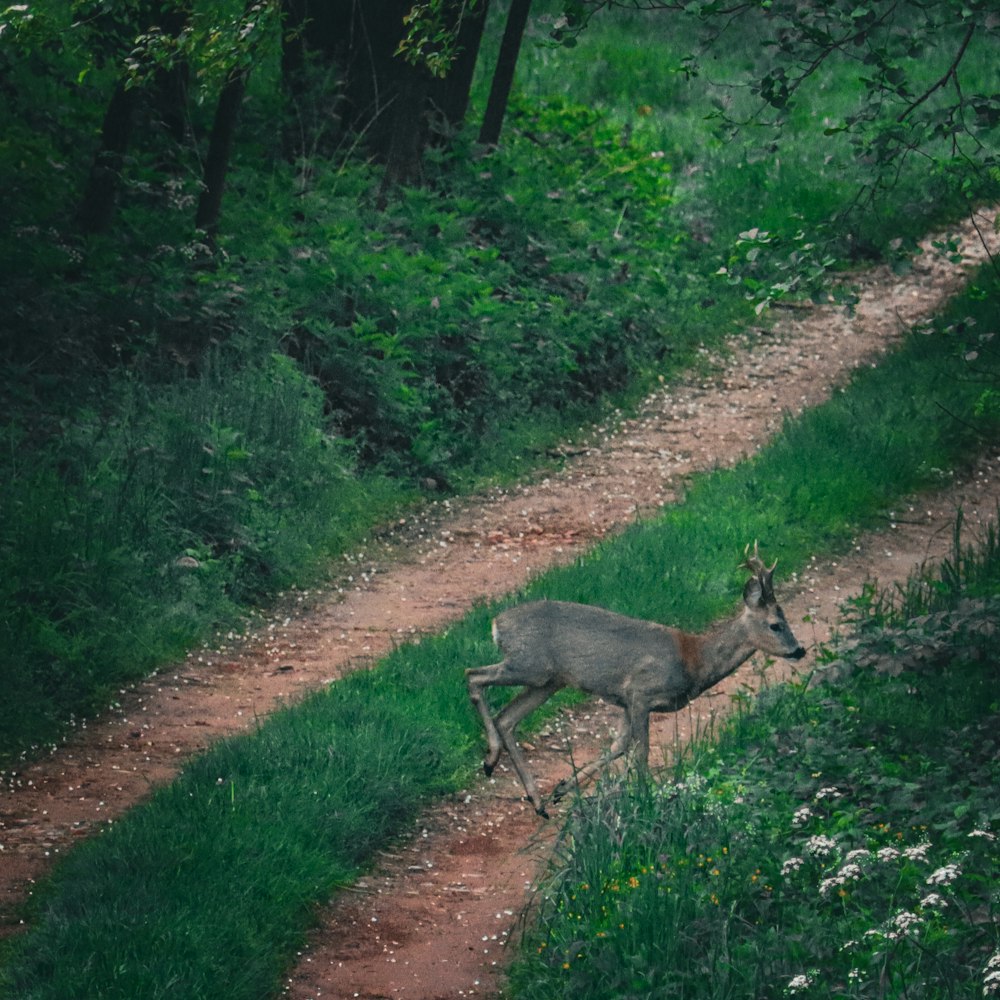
[{"x1": 788, "y1": 646, "x2": 807, "y2": 660}]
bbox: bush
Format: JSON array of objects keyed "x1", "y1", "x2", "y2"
[{"x1": 0, "y1": 348, "x2": 393, "y2": 760}]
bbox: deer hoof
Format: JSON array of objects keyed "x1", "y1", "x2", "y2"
[
  {"x1": 552, "y1": 779, "x2": 570, "y2": 803},
  {"x1": 536, "y1": 804, "x2": 550, "y2": 819},
  {"x1": 483, "y1": 761, "x2": 494, "y2": 777}
]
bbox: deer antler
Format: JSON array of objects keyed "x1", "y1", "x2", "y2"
[
  {"x1": 740, "y1": 541, "x2": 778, "y2": 604},
  {"x1": 741, "y1": 541, "x2": 777, "y2": 594}
]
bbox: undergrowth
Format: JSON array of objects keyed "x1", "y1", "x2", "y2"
[{"x1": 0, "y1": 348, "x2": 405, "y2": 757}]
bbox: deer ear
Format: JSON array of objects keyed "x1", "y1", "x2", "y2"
[{"x1": 742, "y1": 575, "x2": 766, "y2": 607}]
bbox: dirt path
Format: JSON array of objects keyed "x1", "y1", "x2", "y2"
[{"x1": 1, "y1": 211, "x2": 998, "y2": 999}]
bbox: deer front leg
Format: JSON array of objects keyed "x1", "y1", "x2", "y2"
[
  {"x1": 553, "y1": 705, "x2": 636, "y2": 803},
  {"x1": 466, "y1": 665, "x2": 504, "y2": 776},
  {"x1": 493, "y1": 683, "x2": 560, "y2": 817}
]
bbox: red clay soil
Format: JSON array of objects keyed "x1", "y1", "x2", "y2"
[{"x1": 1, "y1": 211, "x2": 998, "y2": 1000}]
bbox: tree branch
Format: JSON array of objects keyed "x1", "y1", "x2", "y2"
[{"x1": 897, "y1": 22, "x2": 975, "y2": 123}]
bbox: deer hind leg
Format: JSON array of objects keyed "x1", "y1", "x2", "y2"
[
  {"x1": 466, "y1": 663, "x2": 556, "y2": 767},
  {"x1": 492, "y1": 682, "x2": 561, "y2": 815},
  {"x1": 466, "y1": 667, "x2": 559, "y2": 817},
  {"x1": 466, "y1": 663, "x2": 506, "y2": 776}
]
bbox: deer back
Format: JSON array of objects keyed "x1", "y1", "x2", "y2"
[{"x1": 492, "y1": 600, "x2": 695, "y2": 707}]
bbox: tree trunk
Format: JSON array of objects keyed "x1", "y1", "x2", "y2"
[
  {"x1": 433, "y1": 0, "x2": 491, "y2": 131},
  {"x1": 280, "y1": 0, "x2": 355, "y2": 160},
  {"x1": 281, "y1": 0, "x2": 489, "y2": 180},
  {"x1": 77, "y1": 1, "x2": 196, "y2": 232},
  {"x1": 281, "y1": 0, "x2": 307, "y2": 87},
  {"x1": 478, "y1": 0, "x2": 532, "y2": 148},
  {"x1": 195, "y1": 66, "x2": 248, "y2": 236},
  {"x1": 153, "y1": 58, "x2": 190, "y2": 145},
  {"x1": 348, "y1": 0, "x2": 414, "y2": 161},
  {"x1": 151, "y1": 1, "x2": 192, "y2": 145},
  {"x1": 76, "y1": 80, "x2": 138, "y2": 233},
  {"x1": 377, "y1": 69, "x2": 431, "y2": 205}
]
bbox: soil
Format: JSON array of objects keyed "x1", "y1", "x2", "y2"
[{"x1": 2, "y1": 210, "x2": 999, "y2": 1000}]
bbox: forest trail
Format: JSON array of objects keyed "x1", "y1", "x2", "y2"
[{"x1": 1, "y1": 210, "x2": 998, "y2": 1000}]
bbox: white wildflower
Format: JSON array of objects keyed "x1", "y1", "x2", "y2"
[
  {"x1": 819, "y1": 877, "x2": 840, "y2": 896},
  {"x1": 845, "y1": 848, "x2": 870, "y2": 864},
  {"x1": 793, "y1": 805, "x2": 813, "y2": 827},
  {"x1": 781, "y1": 857, "x2": 805, "y2": 876},
  {"x1": 903, "y1": 842, "x2": 931, "y2": 863},
  {"x1": 819, "y1": 861, "x2": 862, "y2": 896},
  {"x1": 814, "y1": 786, "x2": 842, "y2": 801},
  {"x1": 684, "y1": 773, "x2": 707, "y2": 793},
  {"x1": 920, "y1": 892, "x2": 947, "y2": 910},
  {"x1": 926, "y1": 862, "x2": 962, "y2": 886},
  {"x1": 983, "y1": 951, "x2": 1000, "y2": 996},
  {"x1": 786, "y1": 972, "x2": 814, "y2": 994},
  {"x1": 891, "y1": 910, "x2": 922, "y2": 937},
  {"x1": 876, "y1": 846, "x2": 900, "y2": 862},
  {"x1": 806, "y1": 834, "x2": 837, "y2": 858},
  {"x1": 969, "y1": 829, "x2": 996, "y2": 842}
]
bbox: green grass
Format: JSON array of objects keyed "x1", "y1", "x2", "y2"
[
  {"x1": 0, "y1": 349, "x2": 410, "y2": 761},
  {"x1": 2, "y1": 266, "x2": 997, "y2": 998},
  {"x1": 507, "y1": 532, "x2": 1000, "y2": 1000}
]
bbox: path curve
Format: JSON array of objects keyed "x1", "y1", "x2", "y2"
[{"x1": 1, "y1": 211, "x2": 998, "y2": 999}]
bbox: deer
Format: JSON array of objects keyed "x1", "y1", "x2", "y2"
[{"x1": 466, "y1": 544, "x2": 807, "y2": 817}]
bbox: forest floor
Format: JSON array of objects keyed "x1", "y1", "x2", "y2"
[{"x1": 2, "y1": 210, "x2": 999, "y2": 1000}]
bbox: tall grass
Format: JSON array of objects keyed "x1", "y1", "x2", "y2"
[
  {"x1": 3, "y1": 267, "x2": 997, "y2": 999},
  {"x1": 0, "y1": 348, "x2": 404, "y2": 760},
  {"x1": 841, "y1": 507, "x2": 1000, "y2": 629}
]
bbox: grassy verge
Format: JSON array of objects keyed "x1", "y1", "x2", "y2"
[
  {"x1": 2, "y1": 266, "x2": 997, "y2": 997},
  {"x1": 506, "y1": 516, "x2": 1000, "y2": 1000},
  {"x1": 0, "y1": 350, "x2": 409, "y2": 761}
]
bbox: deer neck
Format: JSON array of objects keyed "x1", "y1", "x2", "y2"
[{"x1": 681, "y1": 617, "x2": 757, "y2": 696}]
